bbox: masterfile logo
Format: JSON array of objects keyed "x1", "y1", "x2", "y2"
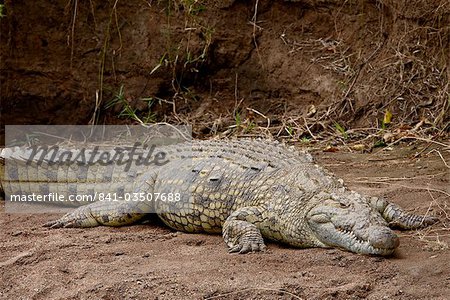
[
  {"x1": 2, "y1": 124, "x2": 192, "y2": 213},
  {"x1": 24, "y1": 142, "x2": 169, "y2": 171}
]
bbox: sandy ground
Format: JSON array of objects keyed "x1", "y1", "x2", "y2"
[{"x1": 1, "y1": 145, "x2": 449, "y2": 300}]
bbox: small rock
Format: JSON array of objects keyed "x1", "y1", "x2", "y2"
[
  {"x1": 351, "y1": 144, "x2": 365, "y2": 151},
  {"x1": 338, "y1": 261, "x2": 346, "y2": 267}
]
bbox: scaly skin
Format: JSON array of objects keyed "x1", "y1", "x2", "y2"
[{"x1": 1, "y1": 140, "x2": 438, "y2": 255}]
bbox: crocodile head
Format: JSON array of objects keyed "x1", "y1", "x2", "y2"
[{"x1": 306, "y1": 191, "x2": 399, "y2": 256}]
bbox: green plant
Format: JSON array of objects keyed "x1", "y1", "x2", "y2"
[
  {"x1": 373, "y1": 139, "x2": 386, "y2": 148},
  {"x1": 90, "y1": 1, "x2": 123, "y2": 124},
  {"x1": 150, "y1": 53, "x2": 167, "y2": 75},
  {"x1": 106, "y1": 85, "x2": 156, "y2": 124},
  {"x1": 179, "y1": 0, "x2": 206, "y2": 15},
  {"x1": 105, "y1": 85, "x2": 135, "y2": 118},
  {"x1": 147, "y1": 0, "x2": 213, "y2": 108},
  {"x1": 334, "y1": 122, "x2": 348, "y2": 139},
  {"x1": 140, "y1": 98, "x2": 157, "y2": 123},
  {"x1": 285, "y1": 126, "x2": 294, "y2": 137},
  {"x1": 301, "y1": 136, "x2": 311, "y2": 144},
  {"x1": 244, "y1": 121, "x2": 256, "y2": 133},
  {"x1": 0, "y1": 4, "x2": 5, "y2": 18},
  {"x1": 234, "y1": 111, "x2": 242, "y2": 128},
  {"x1": 381, "y1": 109, "x2": 392, "y2": 130}
]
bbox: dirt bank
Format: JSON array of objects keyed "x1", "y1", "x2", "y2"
[{"x1": 1, "y1": 1, "x2": 448, "y2": 141}]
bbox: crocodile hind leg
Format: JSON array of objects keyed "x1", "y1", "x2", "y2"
[
  {"x1": 44, "y1": 200, "x2": 153, "y2": 228},
  {"x1": 222, "y1": 206, "x2": 268, "y2": 254},
  {"x1": 370, "y1": 197, "x2": 439, "y2": 229}
]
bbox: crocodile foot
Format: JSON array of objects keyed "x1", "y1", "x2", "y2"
[
  {"x1": 228, "y1": 235, "x2": 267, "y2": 254},
  {"x1": 43, "y1": 206, "x2": 100, "y2": 228},
  {"x1": 43, "y1": 201, "x2": 149, "y2": 228},
  {"x1": 223, "y1": 219, "x2": 267, "y2": 254}
]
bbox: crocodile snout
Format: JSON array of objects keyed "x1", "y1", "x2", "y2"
[{"x1": 368, "y1": 226, "x2": 400, "y2": 250}]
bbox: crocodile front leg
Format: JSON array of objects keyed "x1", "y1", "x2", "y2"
[
  {"x1": 222, "y1": 206, "x2": 269, "y2": 254},
  {"x1": 44, "y1": 200, "x2": 153, "y2": 228},
  {"x1": 371, "y1": 197, "x2": 439, "y2": 229}
]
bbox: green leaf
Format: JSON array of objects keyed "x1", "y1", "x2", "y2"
[
  {"x1": 334, "y1": 122, "x2": 348, "y2": 139},
  {"x1": 383, "y1": 110, "x2": 392, "y2": 125}
]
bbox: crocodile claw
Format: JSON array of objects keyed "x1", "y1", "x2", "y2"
[
  {"x1": 42, "y1": 213, "x2": 92, "y2": 229},
  {"x1": 228, "y1": 240, "x2": 267, "y2": 254},
  {"x1": 43, "y1": 216, "x2": 84, "y2": 229},
  {"x1": 43, "y1": 219, "x2": 72, "y2": 229},
  {"x1": 43, "y1": 220, "x2": 60, "y2": 228}
]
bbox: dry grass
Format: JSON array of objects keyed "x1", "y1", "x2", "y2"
[
  {"x1": 77, "y1": 0, "x2": 448, "y2": 149},
  {"x1": 164, "y1": 1, "x2": 448, "y2": 151}
]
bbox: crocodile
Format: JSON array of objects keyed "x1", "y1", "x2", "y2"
[{"x1": 0, "y1": 139, "x2": 438, "y2": 255}]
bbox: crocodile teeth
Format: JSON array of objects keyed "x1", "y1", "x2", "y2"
[{"x1": 338, "y1": 228, "x2": 394, "y2": 255}]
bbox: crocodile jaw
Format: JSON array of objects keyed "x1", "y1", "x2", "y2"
[
  {"x1": 306, "y1": 213, "x2": 399, "y2": 255},
  {"x1": 305, "y1": 193, "x2": 400, "y2": 256},
  {"x1": 334, "y1": 225, "x2": 399, "y2": 255}
]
